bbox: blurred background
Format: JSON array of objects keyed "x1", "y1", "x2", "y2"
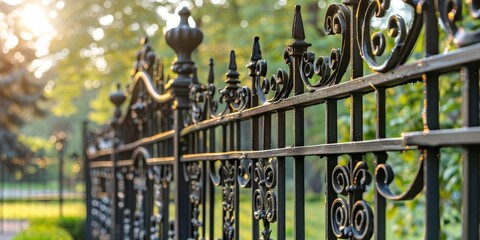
[{"x1": 0, "y1": 0, "x2": 465, "y2": 239}]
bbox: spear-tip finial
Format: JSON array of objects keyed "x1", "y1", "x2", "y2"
[
  {"x1": 251, "y1": 36, "x2": 262, "y2": 61},
  {"x1": 208, "y1": 58, "x2": 214, "y2": 84},
  {"x1": 228, "y1": 50, "x2": 237, "y2": 71},
  {"x1": 225, "y1": 50, "x2": 240, "y2": 81},
  {"x1": 292, "y1": 5, "x2": 306, "y2": 41}
]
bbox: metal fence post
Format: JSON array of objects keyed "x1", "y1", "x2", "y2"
[
  {"x1": 110, "y1": 83, "x2": 127, "y2": 239},
  {"x1": 164, "y1": 7, "x2": 203, "y2": 239},
  {"x1": 83, "y1": 120, "x2": 93, "y2": 240}
]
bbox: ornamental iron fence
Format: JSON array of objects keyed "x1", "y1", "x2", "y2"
[{"x1": 84, "y1": 1, "x2": 480, "y2": 239}]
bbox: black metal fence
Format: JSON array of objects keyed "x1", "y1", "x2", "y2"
[{"x1": 84, "y1": 1, "x2": 480, "y2": 239}]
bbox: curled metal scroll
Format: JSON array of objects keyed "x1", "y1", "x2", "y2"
[
  {"x1": 357, "y1": 0, "x2": 422, "y2": 72},
  {"x1": 220, "y1": 160, "x2": 236, "y2": 240},
  {"x1": 299, "y1": 3, "x2": 350, "y2": 89},
  {"x1": 253, "y1": 158, "x2": 278, "y2": 240},
  {"x1": 330, "y1": 158, "x2": 373, "y2": 239},
  {"x1": 375, "y1": 151, "x2": 424, "y2": 201},
  {"x1": 187, "y1": 59, "x2": 218, "y2": 124},
  {"x1": 183, "y1": 161, "x2": 203, "y2": 239},
  {"x1": 237, "y1": 158, "x2": 253, "y2": 188},
  {"x1": 251, "y1": 37, "x2": 294, "y2": 104},
  {"x1": 437, "y1": 0, "x2": 480, "y2": 46},
  {"x1": 214, "y1": 51, "x2": 251, "y2": 116}
]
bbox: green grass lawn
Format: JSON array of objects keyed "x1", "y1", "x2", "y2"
[{"x1": 0, "y1": 200, "x2": 85, "y2": 219}]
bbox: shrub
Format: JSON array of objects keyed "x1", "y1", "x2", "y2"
[
  {"x1": 13, "y1": 224, "x2": 72, "y2": 240},
  {"x1": 57, "y1": 217, "x2": 85, "y2": 240}
]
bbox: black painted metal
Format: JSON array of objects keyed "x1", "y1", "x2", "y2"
[{"x1": 84, "y1": 2, "x2": 480, "y2": 240}]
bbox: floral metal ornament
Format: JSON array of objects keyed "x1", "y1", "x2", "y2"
[
  {"x1": 253, "y1": 158, "x2": 277, "y2": 240},
  {"x1": 437, "y1": 0, "x2": 480, "y2": 47},
  {"x1": 331, "y1": 161, "x2": 373, "y2": 239},
  {"x1": 357, "y1": 0, "x2": 423, "y2": 72},
  {"x1": 299, "y1": 4, "x2": 350, "y2": 89}
]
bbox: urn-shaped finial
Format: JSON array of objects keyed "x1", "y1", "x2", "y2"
[
  {"x1": 109, "y1": 83, "x2": 126, "y2": 120},
  {"x1": 165, "y1": 7, "x2": 203, "y2": 75}
]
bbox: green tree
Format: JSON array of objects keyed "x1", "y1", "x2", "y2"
[{"x1": 0, "y1": 1, "x2": 52, "y2": 171}]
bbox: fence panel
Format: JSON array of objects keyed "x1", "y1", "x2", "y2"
[{"x1": 85, "y1": 1, "x2": 480, "y2": 239}]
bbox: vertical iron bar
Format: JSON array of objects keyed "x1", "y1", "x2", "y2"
[
  {"x1": 461, "y1": 64, "x2": 479, "y2": 240},
  {"x1": 374, "y1": 88, "x2": 387, "y2": 240},
  {"x1": 173, "y1": 105, "x2": 189, "y2": 240},
  {"x1": 325, "y1": 100, "x2": 337, "y2": 240},
  {"x1": 263, "y1": 113, "x2": 272, "y2": 237},
  {"x1": 290, "y1": 6, "x2": 310, "y2": 238},
  {"x1": 161, "y1": 170, "x2": 170, "y2": 240},
  {"x1": 201, "y1": 130, "x2": 207, "y2": 239},
  {"x1": 111, "y1": 135, "x2": 119, "y2": 239},
  {"x1": 208, "y1": 125, "x2": 215, "y2": 239},
  {"x1": 423, "y1": 0, "x2": 440, "y2": 238},
  {"x1": 232, "y1": 122, "x2": 240, "y2": 240},
  {"x1": 83, "y1": 121, "x2": 93, "y2": 240},
  {"x1": 277, "y1": 110, "x2": 286, "y2": 240},
  {"x1": 251, "y1": 114, "x2": 260, "y2": 239},
  {"x1": 350, "y1": 93, "x2": 363, "y2": 220},
  {"x1": 222, "y1": 124, "x2": 227, "y2": 240}
]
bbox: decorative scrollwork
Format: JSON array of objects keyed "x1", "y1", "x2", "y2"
[
  {"x1": 253, "y1": 158, "x2": 277, "y2": 240},
  {"x1": 332, "y1": 165, "x2": 350, "y2": 195},
  {"x1": 357, "y1": 0, "x2": 422, "y2": 72},
  {"x1": 299, "y1": 3, "x2": 350, "y2": 89},
  {"x1": 221, "y1": 160, "x2": 236, "y2": 240},
  {"x1": 330, "y1": 157, "x2": 373, "y2": 239},
  {"x1": 437, "y1": 0, "x2": 480, "y2": 46},
  {"x1": 250, "y1": 37, "x2": 293, "y2": 104},
  {"x1": 331, "y1": 197, "x2": 350, "y2": 238},
  {"x1": 132, "y1": 156, "x2": 148, "y2": 239},
  {"x1": 214, "y1": 51, "x2": 251, "y2": 116},
  {"x1": 375, "y1": 151, "x2": 425, "y2": 200},
  {"x1": 237, "y1": 158, "x2": 253, "y2": 188},
  {"x1": 187, "y1": 59, "x2": 218, "y2": 124},
  {"x1": 148, "y1": 165, "x2": 172, "y2": 239},
  {"x1": 184, "y1": 162, "x2": 203, "y2": 239},
  {"x1": 351, "y1": 200, "x2": 374, "y2": 239}
]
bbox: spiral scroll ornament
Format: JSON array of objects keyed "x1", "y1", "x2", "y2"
[
  {"x1": 184, "y1": 162, "x2": 203, "y2": 239},
  {"x1": 437, "y1": 0, "x2": 480, "y2": 47},
  {"x1": 250, "y1": 37, "x2": 293, "y2": 104},
  {"x1": 357, "y1": 0, "x2": 422, "y2": 72},
  {"x1": 187, "y1": 59, "x2": 218, "y2": 124},
  {"x1": 216, "y1": 51, "x2": 251, "y2": 116},
  {"x1": 374, "y1": 151, "x2": 425, "y2": 201},
  {"x1": 253, "y1": 158, "x2": 277, "y2": 240},
  {"x1": 149, "y1": 165, "x2": 172, "y2": 238},
  {"x1": 299, "y1": 3, "x2": 350, "y2": 90},
  {"x1": 221, "y1": 160, "x2": 236, "y2": 240},
  {"x1": 330, "y1": 160, "x2": 373, "y2": 239}
]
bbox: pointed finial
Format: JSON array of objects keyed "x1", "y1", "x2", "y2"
[
  {"x1": 292, "y1": 5, "x2": 306, "y2": 41},
  {"x1": 224, "y1": 50, "x2": 240, "y2": 85},
  {"x1": 228, "y1": 50, "x2": 237, "y2": 71},
  {"x1": 251, "y1": 36, "x2": 262, "y2": 61},
  {"x1": 208, "y1": 58, "x2": 214, "y2": 84}
]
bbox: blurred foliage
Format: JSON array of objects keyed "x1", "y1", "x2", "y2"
[
  {"x1": 1, "y1": 0, "x2": 470, "y2": 239},
  {"x1": 0, "y1": 1, "x2": 52, "y2": 170}
]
